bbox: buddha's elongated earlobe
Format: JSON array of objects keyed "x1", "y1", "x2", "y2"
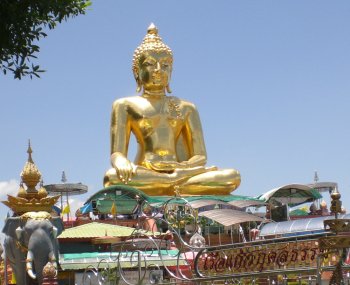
[
  {"x1": 166, "y1": 84, "x2": 172, "y2": 94},
  {"x1": 136, "y1": 82, "x2": 142, "y2": 93},
  {"x1": 135, "y1": 76, "x2": 142, "y2": 93}
]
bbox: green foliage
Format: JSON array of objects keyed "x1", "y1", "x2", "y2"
[
  {"x1": 0, "y1": 0, "x2": 91, "y2": 79},
  {"x1": 101, "y1": 268, "x2": 120, "y2": 284}
]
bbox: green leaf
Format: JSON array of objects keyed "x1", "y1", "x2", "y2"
[
  {"x1": 1, "y1": 0, "x2": 90, "y2": 79},
  {"x1": 83, "y1": 1, "x2": 92, "y2": 8}
]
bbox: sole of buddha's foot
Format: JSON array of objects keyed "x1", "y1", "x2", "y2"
[{"x1": 170, "y1": 166, "x2": 210, "y2": 182}]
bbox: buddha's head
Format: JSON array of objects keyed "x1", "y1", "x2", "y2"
[{"x1": 133, "y1": 24, "x2": 173, "y2": 95}]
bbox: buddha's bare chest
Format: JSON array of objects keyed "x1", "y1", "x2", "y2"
[
  {"x1": 133, "y1": 113, "x2": 184, "y2": 137},
  {"x1": 128, "y1": 101, "x2": 185, "y2": 137}
]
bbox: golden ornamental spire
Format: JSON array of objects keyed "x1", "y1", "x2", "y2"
[
  {"x1": 38, "y1": 179, "x2": 48, "y2": 198},
  {"x1": 1, "y1": 142, "x2": 60, "y2": 215},
  {"x1": 27, "y1": 140, "x2": 33, "y2": 162},
  {"x1": 17, "y1": 182, "x2": 26, "y2": 198},
  {"x1": 20, "y1": 140, "x2": 41, "y2": 192}
]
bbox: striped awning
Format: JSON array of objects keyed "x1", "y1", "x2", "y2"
[
  {"x1": 228, "y1": 200, "x2": 266, "y2": 209},
  {"x1": 198, "y1": 209, "x2": 265, "y2": 227},
  {"x1": 58, "y1": 222, "x2": 155, "y2": 239},
  {"x1": 188, "y1": 200, "x2": 230, "y2": 209}
]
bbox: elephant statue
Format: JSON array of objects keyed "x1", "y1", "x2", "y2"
[{"x1": 2, "y1": 211, "x2": 64, "y2": 285}]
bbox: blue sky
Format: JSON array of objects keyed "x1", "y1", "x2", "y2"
[{"x1": 1, "y1": 1, "x2": 350, "y2": 218}]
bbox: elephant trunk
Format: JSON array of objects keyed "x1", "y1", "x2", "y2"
[
  {"x1": 26, "y1": 250, "x2": 36, "y2": 279},
  {"x1": 27, "y1": 250, "x2": 58, "y2": 280}
]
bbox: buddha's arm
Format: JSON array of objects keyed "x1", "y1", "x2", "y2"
[
  {"x1": 110, "y1": 100, "x2": 134, "y2": 182},
  {"x1": 180, "y1": 104, "x2": 207, "y2": 167}
]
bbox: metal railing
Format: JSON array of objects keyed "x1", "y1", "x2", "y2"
[{"x1": 75, "y1": 196, "x2": 350, "y2": 285}]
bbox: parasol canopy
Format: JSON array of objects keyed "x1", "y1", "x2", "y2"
[
  {"x1": 198, "y1": 209, "x2": 265, "y2": 227},
  {"x1": 257, "y1": 184, "x2": 322, "y2": 207}
]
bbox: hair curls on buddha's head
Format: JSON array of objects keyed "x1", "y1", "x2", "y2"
[{"x1": 132, "y1": 23, "x2": 173, "y2": 93}]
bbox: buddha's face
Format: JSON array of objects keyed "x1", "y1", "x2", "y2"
[{"x1": 138, "y1": 51, "x2": 172, "y2": 94}]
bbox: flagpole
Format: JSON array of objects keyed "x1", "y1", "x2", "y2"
[
  {"x1": 111, "y1": 202, "x2": 117, "y2": 222},
  {"x1": 66, "y1": 192, "x2": 69, "y2": 223}
]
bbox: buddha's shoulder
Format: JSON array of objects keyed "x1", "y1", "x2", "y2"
[
  {"x1": 112, "y1": 96, "x2": 144, "y2": 107},
  {"x1": 167, "y1": 96, "x2": 197, "y2": 109}
]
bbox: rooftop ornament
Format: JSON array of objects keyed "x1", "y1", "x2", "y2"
[
  {"x1": 2, "y1": 141, "x2": 60, "y2": 215},
  {"x1": 44, "y1": 171, "x2": 88, "y2": 220},
  {"x1": 319, "y1": 187, "x2": 350, "y2": 285}
]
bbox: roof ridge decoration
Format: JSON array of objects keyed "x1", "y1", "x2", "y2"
[{"x1": 2, "y1": 141, "x2": 60, "y2": 215}]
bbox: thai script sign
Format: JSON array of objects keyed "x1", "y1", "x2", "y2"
[{"x1": 195, "y1": 240, "x2": 336, "y2": 276}]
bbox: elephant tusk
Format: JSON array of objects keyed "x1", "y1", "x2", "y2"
[
  {"x1": 27, "y1": 267, "x2": 36, "y2": 280},
  {"x1": 52, "y1": 226, "x2": 58, "y2": 238},
  {"x1": 26, "y1": 251, "x2": 36, "y2": 279}
]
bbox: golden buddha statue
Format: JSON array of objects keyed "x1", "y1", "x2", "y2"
[{"x1": 104, "y1": 24, "x2": 240, "y2": 196}]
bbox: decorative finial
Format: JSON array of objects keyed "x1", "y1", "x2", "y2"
[
  {"x1": 21, "y1": 141, "x2": 41, "y2": 192},
  {"x1": 17, "y1": 182, "x2": 26, "y2": 198},
  {"x1": 61, "y1": 171, "x2": 67, "y2": 183},
  {"x1": 147, "y1": 23, "x2": 158, "y2": 35},
  {"x1": 38, "y1": 179, "x2": 48, "y2": 198},
  {"x1": 330, "y1": 187, "x2": 342, "y2": 219},
  {"x1": 314, "y1": 170, "x2": 319, "y2": 183},
  {"x1": 27, "y1": 139, "x2": 33, "y2": 163}
]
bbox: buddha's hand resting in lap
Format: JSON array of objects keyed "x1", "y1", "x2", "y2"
[
  {"x1": 111, "y1": 153, "x2": 135, "y2": 183},
  {"x1": 144, "y1": 154, "x2": 208, "y2": 172},
  {"x1": 145, "y1": 160, "x2": 191, "y2": 172}
]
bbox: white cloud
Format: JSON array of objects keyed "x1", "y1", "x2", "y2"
[
  {"x1": 59, "y1": 196, "x2": 87, "y2": 221},
  {"x1": 0, "y1": 179, "x2": 19, "y2": 200},
  {"x1": 69, "y1": 197, "x2": 86, "y2": 215},
  {"x1": 0, "y1": 180, "x2": 19, "y2": 244}
]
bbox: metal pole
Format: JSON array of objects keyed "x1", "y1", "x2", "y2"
[
  {"x1": 238, "y1": 225, "x2": 240, "y2": 243},
  {"x1": 4, "y1": 252, "x2": 7, "y2": 285},
  {"x1": 316, "y1": 254, "x2": 321, "y2": 285},
  {"x1": 138, "y1": 251, "x2": 141, "y2": 283},
  {"x1": 249, "y1": 221, "x2": 251, "y2": 241},
  {"x1": 207, "y1": 225, "x2": 210, "y2": 246},
  {"x1": 60, "y1": 191, "x2": 63, "y2": 212},
  {"x1": 66, "y1": 191, "x2": 69, "y2": 223}
]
